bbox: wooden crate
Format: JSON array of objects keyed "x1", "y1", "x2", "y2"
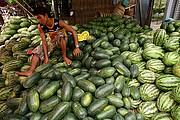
[{"x1": 124, "y1": 0, "x2": 137, "y2": 17}]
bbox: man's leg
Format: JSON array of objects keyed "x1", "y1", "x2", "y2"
[
  {"x1": 0, "y1": 14, "x2": 4, "y2": 27},
  {"x1": 16, "y1": 54, "x2": 40, "y2": 76},
  {"x1": 59, "y1": 37, "x2": 72, "y2": 65}
]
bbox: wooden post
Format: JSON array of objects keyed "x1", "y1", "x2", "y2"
[
  {"x1": 62, "y1": 0, "x2": 69, "y2": 16},
  {"x1": 52, "y1": 0, "x2": 59, "y2": 18},
  {"x1": 138, "y1": 0, "x2": 143, "y2": 26},
  {"x1": 164, "y1": 0, "x2": 173, "y2": 20},
  {"x1": 145, "y1": 0, "x2": 155, "y2": 27}
]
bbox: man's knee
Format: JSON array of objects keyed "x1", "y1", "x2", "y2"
[{"x1": 59, "y1": 37, "x2": 66, "y2": 44}]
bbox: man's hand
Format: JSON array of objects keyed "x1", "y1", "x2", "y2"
[
  {"x1": 43, "y1": 58, "x2": 50, "y2": 64},
  {"x1": 73, "y1": 47, "x2": 81, "y2": 56}
]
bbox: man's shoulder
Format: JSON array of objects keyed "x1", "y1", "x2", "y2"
[
  {"x1": 54, "y1": 18, "x2": 61, "y2": 22},
  {"x1": 39, "y1": 24, "x2": 46, "y2": 29},
  {"x1": 39, "y1": 24, "x2": 48, "y2": 33}
]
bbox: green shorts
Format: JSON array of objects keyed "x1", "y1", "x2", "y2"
[{"x1": 32, "y1": 32, "x2": 68, "y2": 61}]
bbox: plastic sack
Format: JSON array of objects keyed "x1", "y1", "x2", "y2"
[{"x1": 123, "y1": 0, "x2": 129, "y2": 7}]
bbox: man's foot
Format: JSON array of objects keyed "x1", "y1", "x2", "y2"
[
  {"x1": 16, "y1": 71, "x2": 33, "y2": 77},
  {"x1": 63, "y1": 57, "x2": 72, "y2": 65}
]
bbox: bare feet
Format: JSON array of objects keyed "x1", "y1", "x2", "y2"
[
  {"x1": 16, "y1": 71, "x2": 33, "y2": 77},
  {"x1": 63, "y1": 57, "x2": 72, "y2": 65},
  {"x1": 43, "y1": 58, "x2": 50, "y2": 64}
]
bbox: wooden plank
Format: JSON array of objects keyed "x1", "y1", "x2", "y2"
[
  {"x1": 162, "y1": 0, "x2": 171, "y2": 20},
  {"x1": 145, "y1": 0, "x2": 155, "y2": 27},
  {"x1": 173, "y1": 0, "x2": 180, "y2": 20},
  {"x1": 138, "y1": 0, "x2": 143, "y2": 26}
]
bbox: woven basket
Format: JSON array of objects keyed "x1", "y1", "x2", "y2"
[
  {"x1": 123, "y1": 15, "x2": 133, "y2": 18},
  {"x1": 124, "y1": 4, "x2": 136, "y2": 17},
  {"x1": 95, "y1": 0, "x2": 137, "y2": 18},
  {"x1": 113, "y1": 4, "x2": 125, "y2": 16},
  {"x1": 100, "y1": 12, "x2": 113, "y2": 17}
]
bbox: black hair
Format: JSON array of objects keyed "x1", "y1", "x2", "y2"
[{"x1": 33, "y1": 7, "x2": 52, "y2": 17}]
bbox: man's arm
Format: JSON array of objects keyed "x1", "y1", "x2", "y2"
[
  {"x1": 38, "y1": 24, "x2": 49, "y2": 63},
  {"x1": 58, "y1": 20, "x2": 79, "y2": 47}
]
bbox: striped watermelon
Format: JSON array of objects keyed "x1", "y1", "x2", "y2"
[
  {"x1": 153, "y1": 28, "x2": 167, "y2": 47},
  {"x1": 121, "y1": 51, "x2": 133, "y2": 59},
  {"x1": 151, "y1": 113, "x2": 173, "y2": 120},
  {"x1": 171, "y1": 85, "x2": 180, "y2": 103},
  {"x1": 171, "y1": 105, "x2": 180, "y2": 120},
  {"x1": 143, "y1": 43, "x2": 157, "y2": 49},
  {"x1": 136, "y1": 62, "x2": 146, "y2": 72},
  {"x1": 156, "y1": 74, "x2": 180, "y2": 91},
  {"x1": 127, "y1": 52, "x2": 143, "y2": 64},
  {"x1": 172, "y1": 62, "x2": 180, "y2": 77},
  {"x1": 164, "y1": 67, "x2": 173, "y2": 74},
  {"x1": 127, "y1": 79, "x2": 140, "y2": 87},
  {"x1": 137, "y1": 101, "x2": 158, "y2": 119},
  {"x1": 142, "y1": 47, "x2": 164, "y2": 60},
  {"x1": 146, "y1": 59, "x2": 165, "y2": 73},
  {"x1": 129, "y1": 98, "x2": 142, "y2": 108},
  {"x1": 164, "y1": 37, "x2": 180, "y2": 51},
  {"x1": 162, "y1": 51, "x2": 179, "y2": 66},
  {"x1": 137, "y1": 70, "x2": 157, "y2": 83},
  {"x1": 140, "y1": 83, "x2": 160, "y2": 101},
  {"x1": 157, "y1": 91, "x2": 176, "y2": 112}
]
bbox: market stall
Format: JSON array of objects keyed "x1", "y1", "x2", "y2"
[{"x1": 0, "y1": 0, "x2": 179, "y2": 119}]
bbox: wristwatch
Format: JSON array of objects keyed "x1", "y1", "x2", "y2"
[{"x1": 75, "y1": 45, "x2": 79, "y2": 48}]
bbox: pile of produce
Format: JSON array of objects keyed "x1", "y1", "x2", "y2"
[
  {"x1": 152, "y1": 0, "x2": 166, "y2": 21},
  {"x1": 0, "y1": 15, "x2": 179, "y2": 120},
  {"x1": 160, "y1": 19, "x2": 180, "y2": 35}
]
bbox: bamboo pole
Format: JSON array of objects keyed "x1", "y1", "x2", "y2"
[
  {"x1": 23, "y1": 0, "x2": 34, "y2": 12},
  {"x1": 14, "y1": 0, "x2": 34, "y2": 17}
]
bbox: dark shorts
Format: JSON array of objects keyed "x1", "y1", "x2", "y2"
[{"x1": 32, "y1": 32, "x2": 68, "y2": 61}]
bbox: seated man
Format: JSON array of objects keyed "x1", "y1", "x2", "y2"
[{"x1": 16, "y1": 7, "x2": 81, "y2": 76}]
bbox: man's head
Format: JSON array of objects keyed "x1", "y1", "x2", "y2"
[{"x1": 33, "y1": 7, "x2": 51, "y2": 25}]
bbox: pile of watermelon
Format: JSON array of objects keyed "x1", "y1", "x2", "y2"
[{"x1": 0, "y1": 15, "x2": 179, "y2": 120}]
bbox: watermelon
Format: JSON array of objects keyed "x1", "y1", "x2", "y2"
[
  {"x1": 146, "y1": 59, "x2": 165, "y2": 73},
  {"x1": 127, "y1": 52, "x2": 143, "y2": 64},
  {"x1": 172, "y1": 62, "x2": 180, "y2": 77},
  {"x1": 157, "y1": 91, "x2": 176, "y2": 112},
  {"x1": 162, "y1": 51, "x2": 179, "y2": 66},
  {"x1": 171, "y1": 105, "x2": 180, "y2": 120},
  {"x1": 171, "y1": 85, "x2": 180, "y2": 103},
  {"x1": 142, "y1": 47, "x2": 164, "y2": 60},
  {"x1": 137, "y1": 101, "x2": 158, "y2": 119},
  {"x1": 153, "y1": 28, "x2": 167, "y2": 46},
  {"x1": 164, "y1": 37, "x2": 180, "y2": 51},
  {"x1": 151, "y1": 112, "x2": 173, "y2": 120},
  {"x1": 140, "y1": 83, "x2": 160, "y2": 101},
  {"x1": 137, "y1": 70, "x2": 157, "y2": 83},
  {"x1": 156, "y1": 74, "x2": 180, "y2": 91}
]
